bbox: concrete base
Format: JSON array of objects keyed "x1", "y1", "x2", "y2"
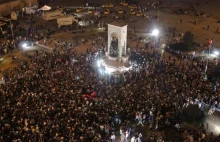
[{"x1": 99, "y1": 54, "x2": 131, "y2": 73}]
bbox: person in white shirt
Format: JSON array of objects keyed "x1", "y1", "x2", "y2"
[
  {"x1": 138, "y1": 133, "x2": 142, "y2": 142},
  {"x1": 131, "y1": 136, "x2": 137, "y2": 142},
  {"x1": 120, "y1": 133, "x2": 125, "y2": 142},
  {"x1": 137, "y1": 117, "x2": 144, "y2": 126},
  {"x1": 110, "y1": 132, "x2": 116, "y2": 142}
]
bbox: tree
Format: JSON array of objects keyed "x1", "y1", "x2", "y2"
[
  {"x1": 181, "y1": 104, "x2": 205, "y2": 123},
  {"x1": 170, "y1": 31, "x2": 195, "y2": 52},
  {"x1": 183, "y1": 31, "x2": 195, "y2": 51}
]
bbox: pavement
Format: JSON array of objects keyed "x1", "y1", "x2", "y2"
[{"x1": 47, "y1": 0, "x2": 220, "y2": 47}]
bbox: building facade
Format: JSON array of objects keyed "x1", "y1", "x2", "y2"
[{"x1": 0, "y1": 0, "x2": 38, "y2": 16}]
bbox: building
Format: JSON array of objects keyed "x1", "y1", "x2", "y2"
[{"x1": 0, "y1": 0, "x2": 38, "y2": 16}]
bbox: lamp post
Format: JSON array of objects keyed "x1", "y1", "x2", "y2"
[
  {"x1": 152, "y1": 29, "x2": 159, "y2": 37},
  {"x1": 205, "y1": 40, "x2": 212, "y2": 73},
  {"x1": 9, "y1": 20, "x2": 14, "y2": 40},
  {"x1": 152, "y1": 29, "x2": 159, "y2": 47},
  {"x1": 157, "y1": 9, "x2": 160, "y2": 24}
]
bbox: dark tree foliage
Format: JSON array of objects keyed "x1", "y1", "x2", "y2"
[
  {"x1": 170, "y1": 31, "x2": 196, "y2": 52},
  {"x1": 181, "y1": 104, "x2": 205, "y2": 123},
  {"x1": 183, "y1": 31, "x2": 194, "y2": 50}
]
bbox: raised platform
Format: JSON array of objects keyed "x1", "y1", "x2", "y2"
[{"x1": 99, "y1": 54, "x2": 131, "y2": 73}]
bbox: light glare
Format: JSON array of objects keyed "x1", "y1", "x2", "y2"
[
  {"x1": 97, "y1": 60, "x2": 101, "y2": 67},
  {"x1": 214, "y1": 51, "x2": 219, "y2": 56},
  {"x1": 152, "y1": 29, "x2": 159, "y2": 36},
  {"x1": 22, "y1": 43, "x2": 28, "y2": 48}
]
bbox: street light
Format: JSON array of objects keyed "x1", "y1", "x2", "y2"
[
  {"x1": 151, "y1": 29, "x2": 159, "y2": 37},
  {"x1": 151, "y1": 29, "x2": 159, "y2": 48},
  {"x1": 22, "y1": 42, "x2": 31, "y2": 50},
  {"x1": 22, "y1": 43, "x2": 28, "y2": 48},
  {"x1": 9, "y1": 20, "x2": 14, "y2": 40},
  {"x1": 204, "y1": 43, "x2": 212, "y2": 75}
]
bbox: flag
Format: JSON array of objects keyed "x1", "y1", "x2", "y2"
[{"x1": 208, "y1": 39, "x2": 212, "y2": 45}]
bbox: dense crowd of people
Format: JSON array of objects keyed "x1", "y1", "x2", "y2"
[
  {"x1": 0, "y1": 39, "x2": 220, "y2": 141},
  {"x1": 0, "y1": 40, "x2": 16, "y2": 56},
  {"x1": 1, "y1": 1, "x2": 220, "y2": 142}
]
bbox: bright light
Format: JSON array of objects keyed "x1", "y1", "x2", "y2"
[
  {"x1": 22, "y1": 43, "x2": 31, "y2": 50},
  {"x1": 78, "y1": 21, "x2": 84, "y2": 26},
  {"x1": 22, "y1": 43, "x2": 28, "y2": 48},
  {"x1": 215, "y1": 125, "x2": 220, "y2": 133},
  {"x1": 72, "y1": 59, "x2": 78, "y2": 63},
  {"x1": 214, "y1": 51, "x2": 219, "y2": 56},
  {"x1": 161, "y1": 49, "x2": 164, "y2": 54},
  {"x1": 97, "y1": 60, "x2": 101, "y2": 67},
  {"x1": 105, "y1": 66, "x2": 115, "y2": 73},
  {"x1": 151, "y1": 29, "x2": 159, "y2": 36}
]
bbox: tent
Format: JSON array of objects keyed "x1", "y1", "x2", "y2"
[
  {"x1": 11, "y1": 12, "x2": 17, "y2": 20},
  {"x1": 57, "y1": 15, "x2": 74, "y2": 28},
  {"x1": 44, "y1": 11, "x2": 64, "y2": 20},
  {"x1": 39, "y1": 5, "x2": 51, "y2": 11}
]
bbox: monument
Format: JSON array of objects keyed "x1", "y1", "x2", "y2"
[{"x1": 98, "y1": 22, "x2": 131, "y2": 73}]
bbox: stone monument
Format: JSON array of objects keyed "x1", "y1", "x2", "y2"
[{"x1": 99, "y1": 22, "x2": 131, "y2": 73}]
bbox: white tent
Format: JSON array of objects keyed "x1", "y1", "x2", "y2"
[
  {"x1": 43, "y1": 11, "x2": 64, "y2": 20},
  {"x1": 11, "y1": 12, "x2": 17, "y2": 20},
  {"x1": 57, "y1": 15, "x2": 79, "y2": 28},
  {"x1": 39, "y1": 5, "x2": 51, "y2": 11}
]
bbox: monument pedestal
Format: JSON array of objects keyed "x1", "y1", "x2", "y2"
[
  {"x1": 100, "y1": 54, "x2": 131, "y2": 73},
  {"x1": 98, "y1": 22, "x2": 131, "y2": 73}
]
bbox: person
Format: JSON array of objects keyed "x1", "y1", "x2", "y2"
[
  {"x1": 208, "y1": 105, "x2": 215, "y2": 115},
  {"x1": 137, "y1": 116, "x2": 144, "y2": 126},
  {"x1": 111, "y1": 132, "x2": 116, "y2": 142},
  {"x1": 138, "y1": 133, "x2": 142, "y2": 142},
  {"x1": 175, "y1": 123, "x2": 181, "y2": 131},
  {"x1": 120, "y1": 132, "x2": 125, "y2": 142},
  {"x1": 131, "y1": 136, "x2": 137, "y2": 142}
]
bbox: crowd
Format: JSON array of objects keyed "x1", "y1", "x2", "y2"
[
  {"x1": 0, "y1": 37, "x2": 220, "y2": 141},
  {"x1": 0, "y1": 1, "x2": 220, "y2": 142},
  {"x1": 0, "y1": 40, "x2": 16, "y2": 56},
  {"x1": 0, "y1": 15, "x2": 48, "y2": 57}
]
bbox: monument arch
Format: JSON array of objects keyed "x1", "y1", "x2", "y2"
[{"x1": 98, "y1": 22, "x2": 131, "y2": 73}]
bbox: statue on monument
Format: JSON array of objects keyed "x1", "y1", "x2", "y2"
[
  {"x1": 98, "y1": 23, "x2": 130, "y2": 73},
  {"x1": 109, "y1": 36, "x2": 118, "y2": 57},
  {"x1": 122, "y1": 41, "x2": 126, "y2": 56}
]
